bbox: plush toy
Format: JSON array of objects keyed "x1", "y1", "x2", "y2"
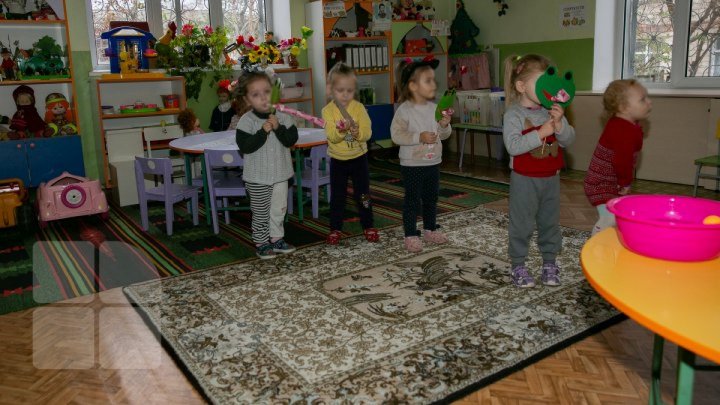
[
  {"x1": 8, "y1": 85, "x2": 47, "y2": 139},
  {"x1": 44, "y1": 93, "x2": 77, "y2": 136},
  {"x1": 534, "y1": 66, "x2": 576, "y2": 109}
]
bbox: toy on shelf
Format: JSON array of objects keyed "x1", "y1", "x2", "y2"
[
  {"x1": 44, "y1": 93, "x2": 77, "y2": 136},
  {"x1": 101, "y1": 26, "x2": 156, "y2": 74},
  {"x1": 0, "y1": 178, "x2": 27, "y2": 228},
  {"x1": 18, "y1": 35, "x2": 68, "y2": 78},
  {"x1": 8, "y1": 85, "x2": 47, "y2": 139},
  {"x1": 1, "y1": 47, "x2": 18, "y2": 81},
  {"x1": 119, "y1": 102, "x2": 161, "y2": 114},
  {"x1": 36, "y1": 172, "x2": 109, "y2": 228}
]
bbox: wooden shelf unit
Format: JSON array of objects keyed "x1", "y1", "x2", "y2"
[
  {"x1": 95, "y1": 76, "x2": 187, "y2": 188},
  {"x1": 0, "y1": 1, "x2": 86, "y2": 187}
]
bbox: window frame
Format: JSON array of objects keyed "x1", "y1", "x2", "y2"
[
  {"x1": 621, "y1": 0, "x2": 720, "y2": 88},
  {"x1": 87, "y1": 0, "x2": 271, "y2": 70}
]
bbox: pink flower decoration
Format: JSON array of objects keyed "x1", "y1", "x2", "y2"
[
  {"x1": 181, "y1": 24, "x2": 194, "y2": 36},
  {"x1": 203, "y1": 25, "x2": 213, "y2": 35}
]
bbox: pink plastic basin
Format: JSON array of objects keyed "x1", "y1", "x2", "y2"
[{"x1": 606, "y1": 195, "x2": 720, "y2": 262}]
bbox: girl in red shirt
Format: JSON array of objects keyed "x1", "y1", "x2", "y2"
[{"x1": 584, "y1": 79, "x2": 652, "y2": 235}]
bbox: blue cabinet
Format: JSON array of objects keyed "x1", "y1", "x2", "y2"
[{"x1": 0, "y1": 136, "x2": 85, "y2": 187}]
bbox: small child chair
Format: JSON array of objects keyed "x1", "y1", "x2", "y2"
[
  {"x1": 692, "y1": 119, "x2": 720, "y2": 197},
  {"x1": 288, "y1": 144, "x2": 331, "y2": 218},
  {"x1": 134, "y1": 156, "x2": 200, "y2": 235},
  {"x1": 203, "y1": 149, "x2": 247, "y2": 234}
]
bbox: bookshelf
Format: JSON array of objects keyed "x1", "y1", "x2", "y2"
[{"x1": 0, "y1": 0, "x2": 85, "y2": 187}]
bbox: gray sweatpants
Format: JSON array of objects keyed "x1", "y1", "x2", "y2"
[{"x1": 508, "y1": 171, "x2": 562, "y2": 266}]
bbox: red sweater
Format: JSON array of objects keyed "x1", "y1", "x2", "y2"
[
  {"x1": 513, "y1": 126, "x2": 564, "y2": 177},
  {"x1": 584, "y1": 117, "x2": 643, "y2": 206}
]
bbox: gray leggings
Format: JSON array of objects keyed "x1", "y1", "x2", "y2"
[{"x1": 508, "y1": 171, "x2": 562, "y2": 266}]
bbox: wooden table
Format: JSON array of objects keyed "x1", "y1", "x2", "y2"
[
  {"x1": 581, "y1": 229, "x2": 720, "y2": 404},
  {"x1": 453, "y1": 123, "x2": 504, "y2": 169},
  {"x1": 169, "y1": 128, "x2": 327, "y2": 223}
]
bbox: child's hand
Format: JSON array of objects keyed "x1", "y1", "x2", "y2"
[
  {"x1": 438, "y1": 115, "x2": 451, "y2": 128},
  {"x1": 262, "y1": 121, "x2": 273, "y2": 133},
  {"x1": 268, "y1": 114, "x2": 279, "y2": 130},
  {"x1": 350, "y1": 123, "x2": 360, "y2": 139},
  {"x1": 549, "y1": 104, "x2": 565, "y2": 132},
  {"x1": 538, "y1": 119, "x2": 555, "y2": 139},
  {"x1": 420, "y1": 131, "x2": 437, "y2": 144}
]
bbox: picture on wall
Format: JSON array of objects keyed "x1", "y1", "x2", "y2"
[{"x1": 373, "y1": 1, "x2": 391, "y2": 31}]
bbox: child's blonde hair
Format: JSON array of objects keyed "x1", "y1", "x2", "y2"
[
  {"x1": 327, "y1": 62, "x2": 357, "y2": 88},
  {"x1": 232, "y1": 71, "x2": 273, "y2": 116},
  {"x1": 602, "y1": 79, "x2": 641, "y2": 123},
  {"x1": 503, "y1": 54, "x2": 551, "y2": 106},
  {"x1": 177, "y1": 109, "x2": 198, "y2": 134},
  {"x1": 395, "y1": 58, "x2": 436, "y2": 103}
]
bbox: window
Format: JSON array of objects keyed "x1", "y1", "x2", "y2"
[
  {"x1": 711, "y1": 38, "x2": 720, "y2": 76},
  {"x1": 87, "y1": 0, "x2": 268, "y2": 68},
  {"x1": 623, "y1": 0, "x2": 720, "y2": 87}
]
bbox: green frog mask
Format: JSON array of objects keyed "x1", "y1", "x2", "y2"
[{"x1": 535, "y1": 66, "x2": 575, "y2": 109}]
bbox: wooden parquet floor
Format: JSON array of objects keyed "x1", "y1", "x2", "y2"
[{"x1": 0, "y1": 154, "x2": 718, "y2": 404}]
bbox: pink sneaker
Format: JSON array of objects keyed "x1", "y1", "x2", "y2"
[
  {"x1": 404, "y1": 236, "x2": 423, "y2": 253},
  {"x1": 423, "y1": 229, "x2": 448, "y2": 244}
]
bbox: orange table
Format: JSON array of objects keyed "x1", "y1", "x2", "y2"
[{"x1": 581, "y1": 229, "x2": 720, "y2": 404}]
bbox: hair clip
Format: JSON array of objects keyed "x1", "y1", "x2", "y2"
[{"x1": 403, "y1": 57, "x2": 413, "y2": 64}]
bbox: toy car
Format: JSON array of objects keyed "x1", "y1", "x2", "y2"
[{"x1": 36, "y1": 172, "x2": 109, "y2": 228}]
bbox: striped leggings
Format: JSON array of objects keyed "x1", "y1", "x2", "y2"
[{"x1": 245, "y1": 181, "x2": 288, "y2": 245}]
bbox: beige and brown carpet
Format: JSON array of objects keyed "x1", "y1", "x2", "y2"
[{"x1": 124, "y1": 207, "x2": 620, "y2": 404}]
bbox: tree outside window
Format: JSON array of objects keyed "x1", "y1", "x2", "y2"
[
  {"x1": 88, "y1": 0, "x2": 267, "y2": 68},
  {"x1": 625, "y1": 0, "x2": 720, "y2": 84}
]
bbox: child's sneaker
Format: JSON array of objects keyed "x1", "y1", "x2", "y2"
[
  {"x1": 423, "y1": 229, "x2": 448, "y2": 244},
  {"x1": 404, "y1": 236, "x2": 423, "y2": 253},
  {"x1": 541, "y1": 263, "x2": 561, "y2": 286},
  {"x1": 510, "y1": 265, "x2": 535, "y2": 288},
  {"x1": 271, "y1": 238, "x2": 296, "y2": 254},
  {"x1": 364, "y1": 228, "x2": 380, "y2": 242},
  {"x1": 256, "y1": 243, "x2": 277, "y2": 260},
  {"x1": 326, "y1": 230, "x2": 342, "y2": 245}
]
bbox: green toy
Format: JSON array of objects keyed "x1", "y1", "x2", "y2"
[
  {"x1": 435, "y1": 89, "x2": 456, "y2": 121},
  {"x1": 269, "y1": 79, "x2": 282, "y2": 114},
  {"x1": 534, "y1": 66, "x2": 575, "y2": 109}
]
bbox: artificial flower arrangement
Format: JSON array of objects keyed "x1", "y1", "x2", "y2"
[
  {"x1": 232, "y1": 26, "x2": 313, "y2": 71},
  {"x1": 156, "y1": 23, "x2": 232, "y2": 100}
]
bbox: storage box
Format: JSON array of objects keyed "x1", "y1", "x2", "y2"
[
  {"x1": 106, "y1": 128, "x2": 144, "y2": 162},
  {"x1": 110, "y1": 161, "x2": 139, "y2": 206},
  {"x1": 454, "y1": 90, "x2": 505, "y2": 127}
]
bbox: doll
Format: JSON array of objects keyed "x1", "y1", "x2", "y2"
[
  {"x1": 178, "y1": 108, "x2": 204, "y2": 135},
  {"x1": 8, "y1": 85, "x2": 46, "y2": 139},
  {"x1": 208, "y1": 79, "x2": 235, "y2": 132},
  {"x1": 1, "y1": 48, "x2": 17, "y2": 81},
  {"x1": 44, "y1": 93, "x2": 77, "y2": 136}
]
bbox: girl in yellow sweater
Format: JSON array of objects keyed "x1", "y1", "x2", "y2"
[{"x1": 322, "y1": 62, "x2": 378, "y2": 245}]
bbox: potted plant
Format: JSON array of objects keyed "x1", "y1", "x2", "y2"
[{"x1": 156, "y1": 24, "x2": 232, "y2": 100}]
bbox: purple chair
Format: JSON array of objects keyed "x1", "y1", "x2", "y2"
[
  {"x1": 203, "y1": 149, "x2": 247, "y2": 234},
  {"x1": 288, "y1": 144, "x2": 331, "y2": 219},
  {"x1": 134, "y1": 156, "x2": 200, "y2": 235}
]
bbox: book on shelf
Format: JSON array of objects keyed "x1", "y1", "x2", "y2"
[{"x1": 326, "y1": 44, "x2": 388, "y2": 72}]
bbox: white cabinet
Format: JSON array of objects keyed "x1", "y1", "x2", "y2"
[{"x1": 94, "y1": 76, "x2": 187, "y2": 188}]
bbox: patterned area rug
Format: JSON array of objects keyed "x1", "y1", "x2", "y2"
[
  {"x1": 124, "y1": 207, "x2": 620, "y2": 403},
  {"x1": 0, "y1": 161, "x2": 509, "y2": 315}
]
